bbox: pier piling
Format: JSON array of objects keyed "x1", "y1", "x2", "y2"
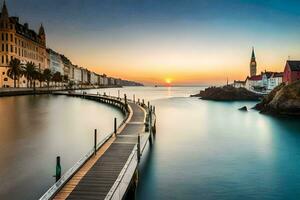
[
  {"x1": 94, "y1": 129, "x2": 97, "y2": 155},
  {"x1": 56, "y1": 156, "x2": 61, "y2": 182}
]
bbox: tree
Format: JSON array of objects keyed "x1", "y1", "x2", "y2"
[
  {"x1": 43, "y1": 69, "x2": 52, "y2": 89},
  {"x1": 7, "y1": 58, "x2": 23, "y2": 88},
  {"x1": 52, "y1": 72, "x2": 62, "y2": 86},
  {"x1": 37, "y1": 70, "x2": 44, "y2": 88},
  {"x1": 24, "y1": 62, "x2": 36, "y2": 88},
  {"x1": 31, "y1": 69, "x2": 40, "y2": 90}
]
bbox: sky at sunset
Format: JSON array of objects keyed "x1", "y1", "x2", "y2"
[{"x1": 6, "y1": 0, "x2": 300, "y2": 85}]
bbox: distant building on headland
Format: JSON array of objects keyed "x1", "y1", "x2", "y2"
[
  {"x1": 283, "y1": 61, "x2": 300, "y2": 84},
  {"x1": 233, "y1": 47, "x2": 285, "y2": 93},
  {"x1": 0, "y1": 2, "x2": 142, "y2": 88}
]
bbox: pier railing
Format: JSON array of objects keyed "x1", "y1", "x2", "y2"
[{"x1": 39, "y1": 93, "x2": 131, "y2": 200}]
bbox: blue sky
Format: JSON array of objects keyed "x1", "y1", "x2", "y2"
[{"x1": 5, "y1": 0, "x2": 300, "y2": 84}]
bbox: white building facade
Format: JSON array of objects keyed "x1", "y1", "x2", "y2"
[{"x1": 47, "y1": 49, "x2": 64, "y2": 75}]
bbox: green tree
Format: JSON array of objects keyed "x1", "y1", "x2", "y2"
[
  {"x1": 24, "y1": 62, "x2": 36, "y2": 88},
  {"x1": 43, "y1": 69, "x2": 52, "y2": 89},
  {"x1": 7, "y1": 58, "x2": 23, "y2": 88},
  {"x1": 52, "y1": 71, "x2": 62, "y2": 87},
  {"x1": 37, "y1": 70, "x2": 44, "y2": 88}
]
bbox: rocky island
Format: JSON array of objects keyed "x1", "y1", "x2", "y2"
[
  {"x1": 254, "y1": 81, "x2": 300, "y2": 116},
  {"x1": 191, "y1": 85, "x2": 261, "y2": 101}
]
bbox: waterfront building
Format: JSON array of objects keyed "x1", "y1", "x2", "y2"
[
  {"x1": 283, "y1": 60, "x2": 300, "y2": 84},
  {"x1": 90, "y1": 72, "x2": 99, "y2": 85},
  {"x1": 60, "y1": 54, "x2": 72, "y2": 80},
  {"x1": 262, "y1": 71, "x2": 273, "y2": 89},
  {"x1": 0, "y1": 1, "x2": 47, "y2": 87},
  {"x1": 233, "y1": 80, "x2": 246, "y2": 88},
  {"x1": 81, "y1": 68, "x2": 89, "y2": 84},
  {"x1": 245, "y1": 75, "x2": 263, "y2": 91},
  {"x1": 250, "y1": 47, "x2": 257, "y2": 77},
  {"x1": 47, "y1": 48, "x2": 64, "y2": 75},
  {"x1": 267, "y1": 72, "x2": 283, "y2": 90},
  {"x1": 73, "y1": 65, "x2": 82, "y2": 84},
  {"x1": 108, "y1": 77, "x2": 115, "y2": 85},
  {"x1": 99, "y1": 74, "x2": 108, "y2": 86}
]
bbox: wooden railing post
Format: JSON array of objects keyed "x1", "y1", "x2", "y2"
[
  {"x1": 124, "y1": 94, "x2": 127, "y2": 105},
  {"x1": 137, "y1": 134, "x2": 141, "y2": 163},
  {"x1": 114, "y1": 117, "x2": 117, "y2": 136},
  {"x1": 149, "y1": 109, "x2": 152, "y2": 135},
  {"x1": 94, "y1": 129, "x2": 97, "y2": 155},
  {"x1": 133, "y1": 94, "x2": 135, "y2": 103}
]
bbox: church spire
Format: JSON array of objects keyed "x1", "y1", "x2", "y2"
[
  {"x1": 251, "y1": 47, "x2": 255, "y2": 60},
  {"x1": 250, "y1": 47, "x2": 257, "y2": 77},
  {"x1": 1, "y1": 0, "x2": 9, "y2": 19},
  {"x1": 39, "y1": 23, "x2": 45, "y2": 36}
]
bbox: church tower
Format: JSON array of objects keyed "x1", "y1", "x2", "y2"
[
  {"x1": 250, "y1": 47, "x2": 257, "y2": 77},
  {"x1": 39, "y1": 24, "x2": 46, "y2": 46}
]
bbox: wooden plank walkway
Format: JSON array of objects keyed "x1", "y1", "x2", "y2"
[{"x1": 52, "y1": 97, "x2": 149, "y2": 200}]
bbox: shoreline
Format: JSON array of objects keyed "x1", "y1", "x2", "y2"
[{"x1": 0, "y1": 85, "x2": 125, "y2": 97}]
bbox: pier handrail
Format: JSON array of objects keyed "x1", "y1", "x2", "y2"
[{"x1": 39, "y1": 94, "x2": 131, "y2": 200}]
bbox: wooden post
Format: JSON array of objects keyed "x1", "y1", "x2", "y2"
[
  {"x1": 142, "y1": 99, "x2": 145, "y2": 105},
  {"x1": 114, "y1": 117, "x2": 117, "y2": 136},
  {"x1": 56, "y1": 156, "x2": 61, "y2": 182},
  {"x1": 137, "y1": 134, "x2": 141, "y2": 163},
  {"x1": 133, "y1": 94, "x2": 135, "y2": 103},
  {"x1": 124, "y1": 94, "x2": 127, "y2": 105},
  {"x1": 138, "y1": 98, "x2": 140, "y2": 104},
  {"x1": 147, "y1": 101, "x2": 150, "y2": 110},
  {"x1": 94, "y1": 129, "x2": 97, "y2": 155}
]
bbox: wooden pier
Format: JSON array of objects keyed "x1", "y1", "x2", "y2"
[{"x1": 39, "y1": 92, "x2": 156, "y2": 200}]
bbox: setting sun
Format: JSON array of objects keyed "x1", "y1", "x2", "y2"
[{"x1": 165, "y1": 78, "x2": 172, "y2": 85}]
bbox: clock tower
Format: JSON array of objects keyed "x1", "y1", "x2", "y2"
[{"x1": 250, "y1": 47, "x2": 257, "y2": 77}]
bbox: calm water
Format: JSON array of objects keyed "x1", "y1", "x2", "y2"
[
  {"x1": 0, "y1": 87, "x2": 300, "y2": 200},
  {"x1": 0, "y1": 95, "x2": 124, "y2": 200}
]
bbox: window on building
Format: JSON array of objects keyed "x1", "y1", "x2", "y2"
[
  {"x1": 10, "y1": 34, "x2": 13, "y2": 42},
  {"x1": 1, "y1": 56, "x2": 3, "y2": 63},
  {"x1": 2, "y1": 44, "x2": 4, "y2": 51},
  {"x1": 10, "y1": 45, "x2": 13, "y2": 53},
  {"x1": 6, "y1": 44, "x2": 8, "y2": 52},
  {"x1": 1, "y1": 33, "x2": 4, "y2": 41},
  {"x1": 5, "y1": 33, "x2": 8, "y2": 41}
]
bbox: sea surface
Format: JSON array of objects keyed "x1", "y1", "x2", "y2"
[{"x1": 0, "y1": 86, "x2": 300, "y2": 200}]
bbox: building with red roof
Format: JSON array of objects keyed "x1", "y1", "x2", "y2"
[{"x1": 283, "y1": 61, "x2": 300, "y2": 84}]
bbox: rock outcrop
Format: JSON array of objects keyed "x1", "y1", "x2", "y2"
[
  {"x1": 254, "y1": 81, "x2": 300, "y2": 116},
  {"x1": 191, "y1": 85, "x2": 261, "y2": 101}
]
